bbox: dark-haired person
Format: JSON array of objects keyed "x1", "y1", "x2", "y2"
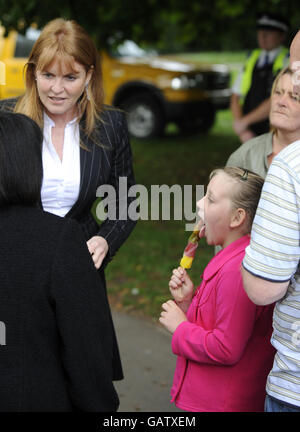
[
  {"x1": 0, "y1": 111, "x2": 119, "y2": 411},
  {"x1": 0, "y1": 18, "x2": 137, "y2": 381}
]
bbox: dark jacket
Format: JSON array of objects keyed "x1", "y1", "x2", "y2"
[
  {"x1": 0, "y1": 99, "x2": 137, "y2": 380},
  {"x1": 0, "y1": 205, "x2": 119, "y2": 412}
]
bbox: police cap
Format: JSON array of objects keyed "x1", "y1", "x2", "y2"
[{"x1": 257, "y1": 12, "x2": 289, "y2": 33}]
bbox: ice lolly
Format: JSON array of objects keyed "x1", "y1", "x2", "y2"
[{"x1": 180, "y1": 227, "x2": 201, "y2": 269}]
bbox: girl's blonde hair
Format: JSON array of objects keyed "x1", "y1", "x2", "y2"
[
  {"x1": 209, "y1": 167, "x2": 264, "y2": 233},
  {"x1": 15, "y1": 18, "x2": 104, "y2": 139}
]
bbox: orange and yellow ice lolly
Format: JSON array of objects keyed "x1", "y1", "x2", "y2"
[{"x1": 180, "y1": 227, "x2": 201, "y2": 269}]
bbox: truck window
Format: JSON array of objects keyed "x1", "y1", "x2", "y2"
[{"x1": 14, "y1": 34, "x2": 35, "y2": 58}]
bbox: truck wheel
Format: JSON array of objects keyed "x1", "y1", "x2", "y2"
[
  {"x1": 178, "y1": 107, "x2": 216, "y2": 134},
  {"x1": 120, "y1": 94, "x2": 165, "y2": 139}
]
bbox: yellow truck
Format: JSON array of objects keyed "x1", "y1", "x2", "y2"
[{"x1": 0, "y1": 28, "x2": 231, "y2": 139}]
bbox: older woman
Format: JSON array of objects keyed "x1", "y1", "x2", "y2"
[
  {"x1": 0, "y1": 18, "x2": 137, "y2": 380},
  {"x1": 227, "y1": 67, "x2": 300, "y2": 178}
]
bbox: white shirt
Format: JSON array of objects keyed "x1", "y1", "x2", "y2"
[
  {"x1": 231, "y1": 46, "x2": 286, "y2": 95},
  {"x1": 41, "y1": 112, "x2": 80, "y2": 217}
]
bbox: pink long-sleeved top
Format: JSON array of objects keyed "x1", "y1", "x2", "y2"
[{"x1": 171, "y1": 235, "x2": 275, "y2": 412}]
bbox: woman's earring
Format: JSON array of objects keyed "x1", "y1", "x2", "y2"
[{"x1": 85, "y1": 82, "x2": 90, "y2": 101}]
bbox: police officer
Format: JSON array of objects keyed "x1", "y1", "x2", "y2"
[{"x1": 231, "y1": 13, "x2": 289, "y2": 142}]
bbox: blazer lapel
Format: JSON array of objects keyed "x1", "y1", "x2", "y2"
[{"x1": 66, "y1": 120, "x2": 99, "y2": 218}]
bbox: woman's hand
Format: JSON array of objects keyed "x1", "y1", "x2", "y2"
[
  {"x1": 239, "y1": 129, "x2": 255, "y2": 143},
  {"x1": 87, "y1": 236, "x2": 109, "y2": 269},
  {"x1": 169, "y1": 267, "x2": 194, "y2": 304},
  {"x1": 159, "y1": 300, "x2": 187, "y2": 334},
  {"x1": 233, "y1": 117, "x2": 248, "y2": 135}
]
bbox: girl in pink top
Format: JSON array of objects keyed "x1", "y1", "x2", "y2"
[{"x1": 159, "y1": 167, "x2": 275, "y2": 412}]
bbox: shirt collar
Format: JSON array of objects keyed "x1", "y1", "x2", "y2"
[
  {"x1": 264, "y1": 131, "x2": 274, "y2": 162},
  {"x1": 43, "y1": 111, "x2": 79, "y2": 128},
  {"x1": 259, "y1": 46, "x2": 283, "y2": 64},
  {"x1": 202, "y1": 234, "x2": 250, "y2": 281}
]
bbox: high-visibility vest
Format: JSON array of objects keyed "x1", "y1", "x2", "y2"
[{"x1": 240, "y1": 47, "x2": 289, "y2": 102}]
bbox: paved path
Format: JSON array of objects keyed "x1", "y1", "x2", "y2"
[{"x1": 112, "y1": 309, "x2": 182, "y2": 412}]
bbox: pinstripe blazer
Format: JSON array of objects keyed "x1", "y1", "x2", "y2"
[{"x1": 0, "y1": 99, "x2": 137, "y2": 266}]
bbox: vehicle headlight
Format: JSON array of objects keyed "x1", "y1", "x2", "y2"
[
  {"x1": 171, "y1": 74, "x2": 204, "y2": 90},
  {"x1": 171, "y1": 76, "x2": 188, "y2": 89}
]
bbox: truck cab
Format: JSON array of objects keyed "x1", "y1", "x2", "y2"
[{"x1": 0, "y1": 28, "x2": 231, "y2": 139}]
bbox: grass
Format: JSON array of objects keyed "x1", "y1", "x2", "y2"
[
  {"x1": 106, "y1": 108, "x2": 241, "y2": 320},
  {"x1": 172, "y1": 51, "x2": 246, "y2": 67}
]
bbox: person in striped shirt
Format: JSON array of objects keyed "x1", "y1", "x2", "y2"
[{"x1": 242, "y1": 30, "x2": 300, "y2": 411}]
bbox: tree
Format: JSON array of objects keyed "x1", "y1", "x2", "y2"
[
  {"x1": 0, "y1": 0, "x2": 299, "y2": 51},
  {"x1": 0, "y1": 0, "x2": 166, "y2": 48}
]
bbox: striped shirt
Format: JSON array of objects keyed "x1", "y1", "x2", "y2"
[{"x1": 243, "y1": 139, "x2": 300, "y2": 407}]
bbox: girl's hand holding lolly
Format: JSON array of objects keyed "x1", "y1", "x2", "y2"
[
  {"x1": 169, "y1": 267, "x2": 194, "y2": 312},
  {"x1": 160, "y1": 218, "x2": 204, "y2": 330}
]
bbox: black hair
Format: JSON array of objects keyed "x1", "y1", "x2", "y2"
[{"x1": 0, "y1": 112, "x2": 43, "y2": 207}]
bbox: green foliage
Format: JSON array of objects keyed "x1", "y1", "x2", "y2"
[{"x1": 0, "y1": 0, "x2": 298, "y2": 51}]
